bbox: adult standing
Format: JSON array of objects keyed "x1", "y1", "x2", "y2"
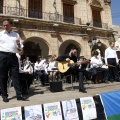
[
  {"x1": 0, "y1": 19, "x2": 27, "y2": 102},
  {"x1": 105, "y1": 41, "x2": 120, "y2": 82}
]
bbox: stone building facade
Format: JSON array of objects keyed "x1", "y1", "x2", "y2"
[{"x1": 0, "y1": 0, "x2": 114, "y2": 62}]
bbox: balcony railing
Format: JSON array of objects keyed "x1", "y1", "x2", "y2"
[
  {"x1": 0, "y1": 6, "x2": 81, "y2": 25},
  {"x1": 92, "y1": 21, "x2": 108, "y2": 29},
  {"x1": 0, "y1": 6, "x2": 108, "y2": 29}
]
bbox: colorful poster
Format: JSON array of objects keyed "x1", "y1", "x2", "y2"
[
  {"x1": 80, "y1": 97, "x2": 97, "y2": 120},
  {"x1": 24, "y1": 105, "x2": 43, "y2": 120},
  {"x1": 43, "y1": 102, "x2": 62, "y2": 120},
  {"x1": 62, "y1": 99, "x2": 79, "y2": 120},
  {"x1": 1, "y1": 107, "x2": 22, "y2": 120}
]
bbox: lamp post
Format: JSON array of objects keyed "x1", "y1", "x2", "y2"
[{"x1": 88, "y1": 36, "x2": 102, "y2": 50}]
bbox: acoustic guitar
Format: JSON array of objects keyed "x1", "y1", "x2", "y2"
[{"x1": 58, "y1": 60, "x2": 89, "y2": 73}]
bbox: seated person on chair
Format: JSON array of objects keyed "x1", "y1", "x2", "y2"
[
  {"x1": 47, "y1": 55, "x2": 58, "y2": 81},
  {"x1": 90, "y1": 51, "x2": 109, "y2": 83},
  {"x1": 56, "y1": 48, "x2": 87, "y2": 93},
  {"x1": 16, "y1": 50, "x2": 34, "y2": 94},
  {"x1": 34, "y1": 56, "x2": 48, "y2": 86}
]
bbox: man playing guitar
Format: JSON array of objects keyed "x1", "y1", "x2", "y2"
[{"x1": 56, "y1": 48, "x2": 87, "y2": 93}]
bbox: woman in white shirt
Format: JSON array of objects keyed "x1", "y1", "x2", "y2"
[
  {"x1": 47, "y1": 55, "x2": 58, "y2": 81},
  {"x1": 34, "y1": 56, "x2": 47, "y2": 86},
  {"x1": 90, "y1": 51, "x2": 109, "y2": 83}
]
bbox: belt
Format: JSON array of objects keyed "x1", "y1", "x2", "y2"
[{"x1": 0, "y1": 51, "x2": 16, "y2": 55}]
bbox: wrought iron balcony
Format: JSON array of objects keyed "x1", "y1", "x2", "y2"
[
  {"x1": 0, "y1": 6, "x2": 108, "y2": 29},
  {"x1": 91, "y1": 21, "x2": 108, "y2": 29},
  {"x1": 0, "y1": 6, "x2": 81, "y2": 25}
]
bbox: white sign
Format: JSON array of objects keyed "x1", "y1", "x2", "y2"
[
  {"x1": 62, "y1": 99, "x2": 79, "y2": 120},
  {"x1": 80, "y1": 97, "x2": 97, "y2": 120},
  {"x1": 24, "y1": 105, "x2": 43, "y2": 120},
  {"x1": 43, "y1": 102, "x2": 62, "y2": 120},
  {"x1": 1, "y1": 107, "x2": 22, "y2": 120}
]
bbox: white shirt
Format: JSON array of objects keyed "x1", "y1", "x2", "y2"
[
  {"x1": 47, "y1": 61, "x2": 58, "y2": 71},
  {"x1": 16, "y1": 53, "x2": 24, "y2": 73},
  {"x1": 90, "y1": 56, "x2": 103, "y2": 68},
  {"x1": 0, "y1": 30, "x2": 23, "y2": 53},
  {"x1": 105, "y1": 47, "x2": 118, "y2": 64},
  {"x1": 34, "y1": 59, "x2": 46, "y2": 72},
  {"x1": 24, "y1": 63, "x2": 33, "y2": 74}
]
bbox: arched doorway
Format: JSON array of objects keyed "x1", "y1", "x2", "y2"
[
  {"x1": 23, "y1": 37, "x2": 49, "y2": 62},
  {"x1": 91, "y1": 43, "x2": 107, "y2": 57},
  {"x1": 59, "y1": 40, "x2": 81, "y2": 57}
]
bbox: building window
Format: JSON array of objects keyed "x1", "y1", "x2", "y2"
[
  {"x1": 90, "y1": 0, "x2": 102, "y2": 28},
  {"x1": 92, "y1": 9, "x2": 102, "y2": 28},
  {"x1": 63, "y1": 3, "x2": 74, "y2": 23},
  {"x1": 0, "y1": 0, "x2": 3, "y2": 13},
  {"x1": 28, "y1": 0, "x2": 42, "y2": 19}
]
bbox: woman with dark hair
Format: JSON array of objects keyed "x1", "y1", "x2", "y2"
[{"x1": 90, "y1": 51, "x2": 109, "y2": 83}]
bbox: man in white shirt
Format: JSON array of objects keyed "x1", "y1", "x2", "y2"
[
  {"x1": 105, "y1": 41, "x2": 120, "y2": 82},
  {"x1": 90, "y1": 51, "x2": 109, "y2": 83},
  {"x1": 34, "y1": 57, "x2": 48, "y2": 86},
  {"x1": 0, "y1": 19, "x2": 26, "y2": 102}
]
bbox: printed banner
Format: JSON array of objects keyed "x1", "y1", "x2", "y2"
[
  {"x1": 80, "y1": 97, "x2": 97, "y2": 120},
  {"x1": 24, "y1": 105, "x2": 43, "y2": 120},
  {"x1": 43, "y1": 102, "x2": 62, "y2": 120},
  {"x1": 100, "y1": 90, "x2": 120, "y2": 120},
  {"x1": 1, "y1": 107, "x2": 22, "y2": 120},
  {"x1": 62, "y1": 99, "x2": 79, "y2": 120}
]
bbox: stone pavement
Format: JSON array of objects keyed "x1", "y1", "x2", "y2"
[{"x1": 0, "y1": 81, "x2": 120, "y2": 109}]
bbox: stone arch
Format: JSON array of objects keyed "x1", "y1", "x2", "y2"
[
  {"x1": 91, "y1": 43, "x2": 107, "y2": 57},
  {"x1": 59, "y1": 40, "x2": 81, "y2": 57},
  {"x1": 90, "y1": 0, "x2": 103, "y2": 8},
  {"x1": 23, "y1": 37, "x2": 50, "y2": 62},
  {"x1": 91, "y1": 0, "x2": 102, "y2": 7}
]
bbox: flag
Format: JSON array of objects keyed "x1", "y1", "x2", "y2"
[{"x1": 100, "y1": 90, "x2": 120, "y2": 120}]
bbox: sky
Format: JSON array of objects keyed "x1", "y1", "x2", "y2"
[{"x1": 111, "y1": 0, "x2": 120, "y2": 26}]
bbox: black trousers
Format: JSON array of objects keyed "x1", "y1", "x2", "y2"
[
  {"x1": 64, "y1": 67, "x2": 84, "y2": 90},
  {"x1": 0, "y1": 52, "x2": 22, "y2": 98},
  {"x1": 19, "y1": 73, "x2": 33, "y2": 92},
  {"x1": 35, "y1": 70, "x2": 47, "y2": 85},
  {"x1": 90, "y1": 67, "x2": 109, "y2": 82},
  {"x1": 107, "y1": 58, "x2": 119, "y2": 81}
]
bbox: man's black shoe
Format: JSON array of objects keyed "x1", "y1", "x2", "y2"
[
  {"x1": 3, "y1": 97, "x2": 9, "y2": 102},
  {"x1": 17, "y1": 95, "x2": 27, "y2": 101},
  {"x1": 79, "y1": 88, "x2": 87, "y2": 93}
]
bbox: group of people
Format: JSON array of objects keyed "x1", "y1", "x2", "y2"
[
  {"x1": 90, "y1": 41, "x2": 120, "y2": 83},
  {"x1": 0, "y1": 19, "x2": 120, "y2": 103}
]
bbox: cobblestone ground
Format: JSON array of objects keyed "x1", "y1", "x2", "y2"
[{"x1": 0, "y1": 81, "x2": 120, "y2": 109}]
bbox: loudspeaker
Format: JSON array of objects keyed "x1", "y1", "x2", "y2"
[{"x1": 50, "y1": 81, "x2": 63, "y2": 92}]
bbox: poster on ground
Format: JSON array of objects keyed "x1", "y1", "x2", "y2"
[
  {"x1": 1, "y1": 107, "x2": 22, "y2": 120},
  {"x1": 62, "y1": 99, "x2": 79, "y2": 120},
  {"x1": 24, "y1": 104, "x2": 43, "y2": 120},
  {"x1": 80, "y1": 97, "x2": 97, "y2": 120},
  {"x1": 43, "y1": 102, "x2": 62, "y2": 120}
]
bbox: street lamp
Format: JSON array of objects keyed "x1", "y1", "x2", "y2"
[{"x1": 88, "y1": 36, "x2": 102, "y2": 49}]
